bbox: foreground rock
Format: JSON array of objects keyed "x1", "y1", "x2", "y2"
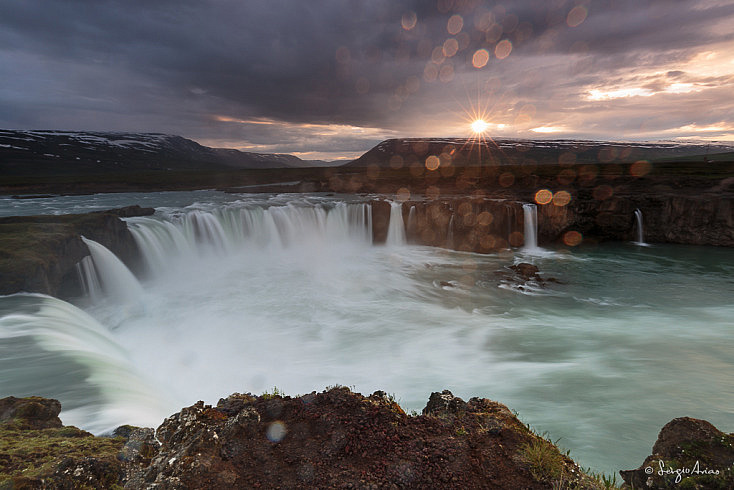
[
  {"x1": 1, "y1": 390, "x2": 607, "y2": 489},
  {"x1": 0, "y1": 206, "x2": 151, "y2": 297},
  {"x1": 0, "y1": 396, "x2": 130, "y2": 488},
  {"x1": 620, "y1": 417, "x2": 734, "y2": 489}
]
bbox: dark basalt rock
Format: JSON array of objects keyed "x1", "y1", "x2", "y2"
[
  {"x1": 620, "y1": 417, "x2": 734, "y2": 489},
  {"x1": 495, "y1": 263, "x2": 561, "y2": 290},
  {"x1": 511, "y1": 263, "x2": 540, "y2": 281}
]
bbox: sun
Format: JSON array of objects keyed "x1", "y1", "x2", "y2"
[{"x1": 471, "y1": 118, "x2": 489, "y2": 134}]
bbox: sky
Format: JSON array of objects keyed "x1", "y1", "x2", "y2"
[{"x1": 2, "y1": 0, "x2": 734, "y2": 161}]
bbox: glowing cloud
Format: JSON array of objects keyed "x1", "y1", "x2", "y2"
[
  {"x1": 587, "y1": 88, "x2": 654, "y2": 101},
  {"x1": 531, "y1": 126, "x2": 565, "y2": 133}
]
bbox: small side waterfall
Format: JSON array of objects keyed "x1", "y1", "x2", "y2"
[
  {"x1": 385, "y1": 201, "x2": 407, "y2": 246},
  {"x1": 81, "y1": 237, "x2": 144, "y2": 304},
  {"x1": 446, "y1": 215, "x2": 455, "y2": 249},
  {"x1": 634, "y1": 209, "x2": 645, "y2": 245},
  {"x1": 407, "y1": 205, "x2": 416, "y2": 243},
  {"x1": 75, "y1": 256, "x2": 103, "y2": 302},
  {"x1": 522, "y1": 203, "x2": 538, "y2": 249}
]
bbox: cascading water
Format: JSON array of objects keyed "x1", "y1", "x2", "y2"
[
  {"x1": 0, "y1": 294, "x2": 169, "y2": 432},
  {"x1": 76, "y1": 255, "x2": 103, "y2": 302},
  {"x1": 81, "y1": 237, "x2": 144, "y2": 305},
  {"x1": 127, "y1": 202, "x2": 374, "y2": 267},
  {"x1": 385, "y1": 201, "x2": 406, "y2": 246},
  {"x1": 634, "y1": 208, "x2": 645, "y2": 244},
  {"x1": 522, "y1": 203, "x2": 538, "y2": 249},
  {"x1": 407, "y1": 205, "x2": 416, "y2": 243}
]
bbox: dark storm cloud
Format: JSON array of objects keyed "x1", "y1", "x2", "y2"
[{"x1": 1, "y1": 0, "x2": 733, "y2": 156}]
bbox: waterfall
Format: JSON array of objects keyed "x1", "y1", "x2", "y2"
[
  {"x1": 75, "y1": 255, "x2": 103, "y2": 302},
  {"x1": 127, "y1": 202, "x2": 374, "y2": 272},
  {"x1": 634, "y1": 209, "x2": 645, "y2": 244},
  {"x1": 385, "y1": 201, "x2": 406, "y2": 246},
  {"x1": 523, "y1": 203, "x2": 538, "y2": 249},
  {"x1": 407, "y1": 205, "x2": 416, "y2": 243},
  {"x1": 0, "y1": 294, "x2": 170, "y2": 433},
  {"x1": 124, "y1": 218, "x2": 192, "y2": 275},
  {"x1": 81, "y1": 237, "x2": 144, "y2": 305},
  {"x1": 446, "y1": 215, "x2": 455, "y2": 249}
]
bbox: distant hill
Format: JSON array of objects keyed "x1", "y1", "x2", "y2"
[
  {"x1": 347, "y1": 138, "x2": 734, "y2": 167},
  {"x1": 0, "y1": 130, "x2": 336, "y2": 176}
]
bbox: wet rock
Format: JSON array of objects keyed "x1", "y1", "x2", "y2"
[
  {"x1": 620, "y1": 417, "x2": 734, "y2": 489},
  {"x1": 511, "y1": 263, "x2": 540, "y2": 281},
  {"x1": 495, "y1": 263, "x2": 561, "y2": 289}
]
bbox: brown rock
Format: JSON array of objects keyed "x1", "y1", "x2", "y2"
[
  {"x1": 0, "y1": 396, "x2": 62, "y2": 430},
  {"x1": 620, "y1": 417, "x2": 734, "y2": 489}
]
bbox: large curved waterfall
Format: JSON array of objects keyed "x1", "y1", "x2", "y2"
[
  {"x1": 126, "y1": 201, "x2": 373, "y2": 273},
  {"x1": 1, "y1": 191, "x2": 733, "y2": 475}
]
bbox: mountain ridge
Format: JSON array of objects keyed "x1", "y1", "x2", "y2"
[
  {"x1": 0, "y1": 130, "x2": 336, "y2": 176},
  {"x1": 348, "y1": 137, "x2": 734, "y2": 168}
]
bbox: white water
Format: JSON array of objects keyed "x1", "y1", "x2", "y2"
[
  {"x1": 81, "y1": 237, "x2": 144, "y2": 306},
  {"x1": 407, "y1": 205, "x2": 417, "y2": 243},
  {"x1": 1, "y1": 192, "x2": 733, "y2": 476},
  {"x1": 634, "y1": 208, "x2": 645, "y2": 244},
  {"x1": 385, "y1": 201, "x2": 406, "y2": 246},
  {"x1": 0, "y1": 294, "x2": 168, "y2": 432},
  {"x1": 76, "y1": 256, "x2": 102, "y2": 303},
  {"x1": 523, "y1": 203, "x2": 538, "y2": 249}
]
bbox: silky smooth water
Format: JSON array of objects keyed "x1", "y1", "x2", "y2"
[{"x1": 1, "y1": 191, "x2": 732, "y2": 476}]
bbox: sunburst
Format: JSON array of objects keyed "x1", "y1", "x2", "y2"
[{"x1": 471, "y1": 118, "x2": 489, "y2": 134}]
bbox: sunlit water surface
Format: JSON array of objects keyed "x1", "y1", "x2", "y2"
[{"x1": 1, "y1": 191, "x2": 732, "y2": 475}]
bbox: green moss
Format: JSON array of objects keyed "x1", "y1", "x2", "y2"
[{"x1": 0, "y1": 425, "x2": 125, "y2": 485}]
